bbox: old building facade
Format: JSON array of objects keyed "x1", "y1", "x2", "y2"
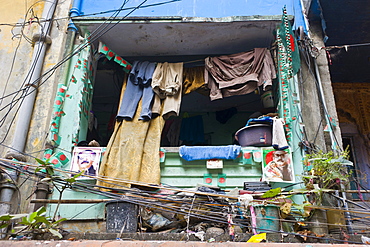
[{"x1": 0, "y1": 0, "x2": 368, "y2": 241}]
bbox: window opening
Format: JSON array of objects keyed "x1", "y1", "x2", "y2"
[
  {"x1": 89, "y1": 58, "x2": 125, "y2": 146},
  {"x1": 89, "y1": 55, "x2": 278, "y2": 148},
  {"x1": 342, "y1": 136, "x2": 360, "y2": 199}
]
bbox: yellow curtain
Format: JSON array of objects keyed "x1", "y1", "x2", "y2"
[{"x1": 97, "y1": 79, "x2": 164, "y2": 189}]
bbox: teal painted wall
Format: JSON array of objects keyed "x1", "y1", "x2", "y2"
[
  {"x1": 160, "y1": 148, "x2": 264, "y2": 190},
  {"x1": 47, "y1": 186, "x2": 108, "y2": 220},
  {"x1": 47, "y1": 43, "x2": 109, "y2": 220}
]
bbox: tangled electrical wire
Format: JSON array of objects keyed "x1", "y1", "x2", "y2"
[
  {"x1": 0, "y1": 157, "x2": 370, "y2": 244},
  {"x1": 0, "y1": 0, "x2": 169, "y2": 144}
]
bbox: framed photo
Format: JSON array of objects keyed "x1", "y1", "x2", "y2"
[
  {"x1": 70, "y1": 147, "x2": 103, "y2": 178},
  {"x1": 262, "y1": 147, "x2": 295, "y2": 182}
]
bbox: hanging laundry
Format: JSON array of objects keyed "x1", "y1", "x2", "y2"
[
  {"x1": 161, "y1": 118, "x2": 182, "y2": 146},
  {"x1": 161, "y1": 119, "x2": 175, "y2": 146},
  {"x1": 179, "y1": 115, "x2": 205, "y2": 145},
  {"x1": 98, "y1": 74, "x2": 165, "y2": 189},
  {"x1": 151, "y1": 62, "x2": 183, "y2": 119},
  {"x1": 204, "y1": 48, "x2": 276, "y2": 101},
  {"x1": 183, "y1": 66, "x2": 205, "y2": 94},
  {"x1": 179, "y1": 145, "x2": 241, "y2": 161},
  {"x1": 117, "y1": 61, "x2": 156, "y2": 121},
  {"x1": 272, "y1": 117, "x2": 289, "y2": 150},
  {"x1": 166, "y1": 118, "x2": 182, "y2": 146}
]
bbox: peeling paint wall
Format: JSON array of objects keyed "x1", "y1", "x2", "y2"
[
  {"x1": 0, "y1": 0, "x2": 72, "y2": 158},
  {"x1": 0, "y1": 0, "x2": 73, "y2": 213},
  {"x1": 0, "y1": 0, "x2": 42, "y2": 156}
]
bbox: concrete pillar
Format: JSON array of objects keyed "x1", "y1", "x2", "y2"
[
  {"x1": 299, "y1": 23, "x2": 342, "y2": 152},
  {"x1": 310, "y1": 24, "x2": 343, "y2": 151},
  {"x1": 299, "y1": 45, "x2": 327, "y2": 151}
]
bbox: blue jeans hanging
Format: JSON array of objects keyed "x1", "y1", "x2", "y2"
[{"x1": 117, "y1": 61, "x2": 156, "y2": 121}]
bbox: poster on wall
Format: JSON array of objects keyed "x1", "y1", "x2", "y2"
[
  {"x1": 70, "y1": 147, "x2": 103, "y2": 178},
  {"x1": 262, "y1": 147, "x2": 295, "y2": 182}
]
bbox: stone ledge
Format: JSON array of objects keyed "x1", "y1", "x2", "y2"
[{"x1": 61, "y1": 232, "x2": 361, "y2": 244}]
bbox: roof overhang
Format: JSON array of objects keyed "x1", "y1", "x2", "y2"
[{"x1": 73, "y1": 15, "x2": 286, "y2": 57}]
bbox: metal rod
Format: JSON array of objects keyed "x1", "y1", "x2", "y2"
[
  {"x1": 341, "y1": 189, "x2": 353, "y2": 234},
  {"x1": 330, "y1": 192, "x2": 368, "y2": 209},
  {"x1": 31, "y1": 199, "x2": 113, "y2": 204}
]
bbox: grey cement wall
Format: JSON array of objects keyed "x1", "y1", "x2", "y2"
[
  {"x1": 311, "y1": 24, "x2": 343, "y2": 151},
  {"x1": 299, "y1": 46, "x2": 327, "y2": 151},
  {"x1": 299, "y1": 23, "x2": 342, "y2": 152}
]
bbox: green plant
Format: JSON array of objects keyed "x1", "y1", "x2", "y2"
[
  {"x1": 35, "y1": 158, "x2": 54, "y2": 177},
  {"x1": 50, "y1": 171, "x2": 83, "y2": 221},
  {"x1": 35, "y1": 158, "x2": 83, "y2": 221},
  {"x1": 299, "y1": 150, "x2": 353, "y2": 211},
  {"x1": 0, "y1": 158, "x2": 83, "y2": 239},
  {"x1": 303, "y1": 150, "x2": 351, "y2": 190},
  {"x1": 0, "y1": 206, "x2": 66, "y2": 239}
]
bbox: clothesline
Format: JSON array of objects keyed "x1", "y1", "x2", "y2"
[
  {"x1": 182, "y1": 47, "x2": 275, "y2": 65},
  {"x1": 124, "y1": 48, "x2": 277, "y2": 67},
  {"x1": 323, "y1": 42, "x2": 370, "y2": 51},
  {"x1": 116, "y1": 48, "x2": 276, "y2": 122}
]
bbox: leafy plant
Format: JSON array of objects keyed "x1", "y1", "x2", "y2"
[
  {"x1": 51, "y1": 171, "x2": 83, "y2": 221},
  {"x1": 35, "y1": 158, "x2": 83, "y2": 221},
  {"x1": 35, "y1": 158, "x2": 54, "y2": 176},
  {"x1": 304, "y1": 150, "x2": 351, "y2": 190},
  {"x1": 0, "y1": 207, "x2": 66, "y2": 239}
]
